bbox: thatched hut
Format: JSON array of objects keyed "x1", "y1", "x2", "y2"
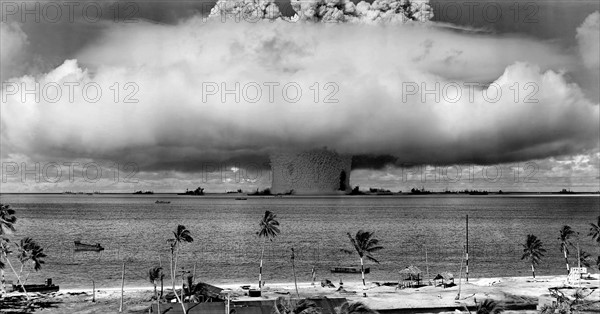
[
  {"x1": 398, "y1": 266, "x2": 422, "y2": 288},
  {"x1": 433, "y1": 272, "x2": 454, "y2": 288}
]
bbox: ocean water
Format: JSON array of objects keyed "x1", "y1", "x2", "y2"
[{"x1": 0, "y1": 194, "x2": 598, "y2": 290}]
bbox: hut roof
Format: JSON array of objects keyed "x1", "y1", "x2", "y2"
[
  {"x1": 399, "y1": 266, "x2": 422, "y2": 276},
  {"x1": 433, "y1": 272, "x2": 454, "y2": 280}
]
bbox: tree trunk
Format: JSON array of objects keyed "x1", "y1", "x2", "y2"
[
  {"x1": 531, "y1": 264, "x2": 535, "y2": 279},
  {"x1": 360, "y1": 257, "x2": 365, "y2": 286},
  {"x1": 564, "y1": 250, "x2": 569, "y2": 274},
  {"x1": 172, "y1": 245, "x2": 186, "y2": 314},
  {"x1": 291, "y1": 248, "x2": 299, "y2": 298},
  {"x1": 1, "y1": 262, "x2": 5, "y2": 294},
  {"x1": 259, "y1": 241, "x2": 265, "y2": 290},
  {"x1": 119, "y1": 261, "x2": 125, "y2": 313},
  {"x1": 160, "y1": 276, "x2": 164, "y2": 298},
  {"x1": 170, "y1": 247, "x2": 175, "y2": 294},
  {"x1": 1, "y1": 249, "x2": 28, "y2": 300}
]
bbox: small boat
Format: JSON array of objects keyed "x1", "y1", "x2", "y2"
[
  {"x1": 235, "y1": 197, "x2": 247, "y2": 200},
  {"x1": 330, "y1": 267, "x2": 370, "y2": 274},
  {"x1": 15, "y1": 278, "x2": 59, "y2": 293},
  {"x1": 74, "y1": 240, "x2": 104, "y2": 252},
  {"x1": 155, "y1": 200, "x2": 171, "y2": 204}
]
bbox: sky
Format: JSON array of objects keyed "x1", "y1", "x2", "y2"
[{"x1": 0, "y1": 0, "x2": 599, "y2": 193}]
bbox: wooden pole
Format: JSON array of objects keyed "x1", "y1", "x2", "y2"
[
  {"x1": 466, "y1": 215, "x2": 469, "y2": 282},
  {"x1": 119, "y1": 261, "x2": 125, "y2": 312},
  {"x1": 192, "y1": 262, "x2": 197, "y2": 282},
  {"x1": 455, "y1": 245, "x2": 465, "y2": 300},
  {"x1": 291, "y1": 248, "x2": 299, "y2": 298},
  {"x1": 425, "y1": 246, "x2": 430, "y2": 285}
]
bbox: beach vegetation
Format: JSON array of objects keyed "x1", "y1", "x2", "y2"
[
  {"x1": 341, "y1": 230, "x2": 383, "y2": 287},
  {"x1": 16, "y1": 237, "x2": 46, "y2": 284},
  {"x1": 167, "y1": 224, "x2": 193, "y2": 313},
  {"x1": 589, "y1": 215, "x2": 600, "y2": 245},
  {"x1": 336, "y1": 301, "x2": 379, "y2": 314},
  {"x1": 558, "y1": 225, "x2": 575, "y2": 274},
  {"x1": 521, "y1": 234, "x2": 546, "y2": 279},
  {"x1": 257, "y1": 210, "x2": 280, "y2": 290},
  {"x1": 148, "y1": 266, "x2": 164, "y2": 299},
  {"x1": 475, "y1": 299, "x2": 503, "y2": 314}
]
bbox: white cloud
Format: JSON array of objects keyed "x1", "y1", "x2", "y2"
[{"x1": 2, "y1": 18, "x2": 597, "y2": 171}]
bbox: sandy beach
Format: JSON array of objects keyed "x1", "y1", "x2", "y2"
[{"x1": 3, "y1": 275, "x2": 598, "y2": 313}]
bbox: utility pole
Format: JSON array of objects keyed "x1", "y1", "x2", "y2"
[
  {"x1": 119, "y1": 261, "x2": 125, "y2": 312},
  {"x1": 466, "y1": 215, "x2": 469, "y2": 282}
]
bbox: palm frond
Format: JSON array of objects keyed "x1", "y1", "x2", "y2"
[
  {"x1": 365, "y1": 255, "x2": 380, "y2": 264},
  {"x1": 258, "y1": 210, "x2": 281, "y2": 240},
  {"x1": 340, "y1": 248, "x2": 354, "y2": 255}
]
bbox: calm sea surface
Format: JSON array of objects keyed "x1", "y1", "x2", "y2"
[{"x1": 0, "y1": 194, "x2": 598, "y2": 289}]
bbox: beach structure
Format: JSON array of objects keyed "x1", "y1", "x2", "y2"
[
  {"x1": 433, "y1": 272, "x2": 454, "y2": 288},
  {"x1": 270, "y1": 149, "x2": 352, "y2": 195},
  {"x1": 398, "y1": 266, "x2": 422, "y2": 288}
]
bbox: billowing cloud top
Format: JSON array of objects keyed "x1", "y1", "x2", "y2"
[{"x1": 1, "y1": 1, "x2": 599, "y2": 181}]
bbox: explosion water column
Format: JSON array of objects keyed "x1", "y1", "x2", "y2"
[{"x1": 270, "y1": 149, "x2": 352, "y2": 194}]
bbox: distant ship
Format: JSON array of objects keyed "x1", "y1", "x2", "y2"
[
  {"x1": 74, "y1": 241, "x2": 104, "y2": 252},
  {"x1": 330, "y1": 267, "x2": 370, "y2": 274}
]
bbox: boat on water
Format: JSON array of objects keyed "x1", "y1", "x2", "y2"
[
  {"x1": 155, "y1": 200, "x2": 171, "y2": 204},
  {"x1": 15, "y1": 278, "x2": 59, "y2": 293},
  {"x1": 235, "y1": 197, "x2": 247, "y2": 200},
  {"x1": 74, "y1": 240, "x2": 104, "y2": 252},
  {"x1": 330, "y1": 267, "x2": 370, "y2": 274}
]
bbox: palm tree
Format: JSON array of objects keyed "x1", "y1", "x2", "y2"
[
  {"x1": 341, "y1": 230, "x2": 383, "y2": 287},
  {"x1": 0, "y1": 204, "x2": 17, "y2": 236},
  {"x1": 558, "y1": 225, "x2": 575, "y2": 274},
  {"x1": 148, "y1": 266, "x2": 163, "y2": 300},
  {"x1": 589, "y1": 215, "x2": 600, "y2": 246},
  {"x1": 1, "y1": 204, "x2": 17, "y2": 294},
  {"x1": 336, "y1": 301, "x2": 379, "y2": 314},
  {"x1": 521, "y1": 234, "x2": 546, "y2": 278},
  {"x1": 16, "y1": 237, "x2": 47, "y2": 284},
  {"x1": 578, "y1": 250, "x2": 594, "y2": 268},
  {"x1": 148, "y1": 266, "x2": 164, "y2": 314},
  {"x1": 167, "y1": 225, "x2": 193, "y2": 313},
  {"x1": 257, "y1": 210, "x2": 280, "y2": 290}
]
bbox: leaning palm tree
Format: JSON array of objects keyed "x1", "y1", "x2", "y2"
[
  {"x1": 341, "y1": 230, "x2": 383, "y2": 287},
  {"x1": 521, "y1": 234, "x2": 546, "y2": 279},
  {"x1": 167, "y1": 225, "x2": 193, "y2": 313},
  {"x1": 589, "y1": 215, "x2": 600, "y2": 246},
  {"x1": 558, "y1": 225, "x2": 575, "y2": 274},
  {"x1": 257, "y1": 210, "x2": 280, "y2": 290},
  {"x1": 336, "y1": 301, "x2": 379, "y2": 314}
]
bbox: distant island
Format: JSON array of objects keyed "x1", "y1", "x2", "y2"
[{"x1": 178, "y1": 187, "x2": 204, "y2": 196}]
